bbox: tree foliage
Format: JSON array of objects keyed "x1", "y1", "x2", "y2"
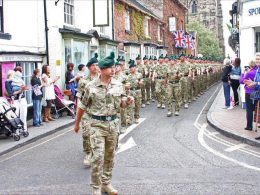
[{"x1": 186, "y1": 21, "x2": 224, "y2": 60}]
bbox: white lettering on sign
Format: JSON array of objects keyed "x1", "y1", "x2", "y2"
[
  {"x1": 0, "y1": 55, "x2": 42, "y2": 62},
  {"x1": 249, "y1": 7, "x2": 260, "y2": 16}
]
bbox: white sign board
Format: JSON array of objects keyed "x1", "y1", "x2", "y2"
[
  {"x1": 169, "y1": 17, "x2": 176, "y2": 32},
  {"x1": 241, "y1": 0, "x2": 260, "y2": 28},
  {"x1": 0, "y1": 55, "x2": 42, "y2": 62},
  {"x1": 93, "y1": 0, "x2": 109, "y2": 26}
]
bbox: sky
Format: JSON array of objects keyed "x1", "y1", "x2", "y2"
[{"x1": 221, "y1": 0, "x2": 236, "y2": 58}]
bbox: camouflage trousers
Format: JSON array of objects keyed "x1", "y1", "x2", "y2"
[
  {"x1": 167, "y1": 83, "x2": 181, "y2": 112},
  {"x1": 89, "y1": 118, "x2": 120, "y2": 188},
  {"x1": 155, "y1": 79, "x2": 167, "y2": 104},
  {"x1": 180, "y1": 77, "x2": 189, "y2": 103},
  {"x1": 120, "y1": 107, "x2": 127, "y2": 127},
  {"x1": 151, "y1": 80, "x2": 156, "y2": 100},
  {"x1": 144, "y1": 78, "x2": 151, "y2": 102},
  {"x1": 81, "y1": 113, "x2": 91, "y2": 154},
  {"x1": 127, "y1": 89, "x2": 141, "y2": 122}
]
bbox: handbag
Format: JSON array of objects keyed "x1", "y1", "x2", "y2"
[
  {"x1": 63, "y1": 89, "x2": 72, "y2": 96},
  {"x1": 250, "y1": 68, "x2": 260, "y2": 100}
]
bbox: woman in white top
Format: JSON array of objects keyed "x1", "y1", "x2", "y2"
[{"x1": 41, "y1": 65, "x2": 60, "y2": 122}]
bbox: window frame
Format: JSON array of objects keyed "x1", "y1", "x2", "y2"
[
  {"x1": 256, "y1": 28, "x2": 260, "y2": 53},
  {"x1": 64, "y1": 0, "x2": 74, "y2": 26}
]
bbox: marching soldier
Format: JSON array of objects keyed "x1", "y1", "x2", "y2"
[
  {"x1": 166, "y1": 57, "x2": 181, "y2": 116},
  {"x1": 140, "y1": 55, "x2": 152, "y2": 106},
  {"x1": 154, "y1": 54, "x2": 168, "y2": 109},
  {"x1": 126, "y1": 59, "x2": 143, "y2": 124},
  {"x1": 74, "y1": 52, "x2": 134, "y2": 195},
  {"x1": 151, "y1": 56, "x2": 157, "y2": 102},
  {"x1": 76, "y1": 53, "x2": 99, "y2": 167}
]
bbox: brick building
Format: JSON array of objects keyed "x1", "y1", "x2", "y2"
[{"x1": 114, "y1": 0, "x2": 167, "y2": 62}]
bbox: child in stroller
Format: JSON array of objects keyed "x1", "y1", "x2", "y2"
[
  {"x1": 52, "y1": 85, "x2": 76, "y2": 119},
  {"x1": 0, "y1": 97, "x2": 29, "y2": 141}
]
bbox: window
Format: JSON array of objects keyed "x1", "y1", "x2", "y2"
[
  {"x1": 256, "y1": 32, "x2": 260, "y2": 53},
  {"x1": 158, "y1": 24, "x2": 161, "y2": 41},
  {"x1": 17, "y1": 62, "x2": 37, "y2": 105},
  {"x1": 0, "y1": 0, "x2": 3, "y2": 32},
  {"x1": 144, "y1": 17, "x2": 150, "y2": 37},
  {"x1": 64, "y1": 0, "x2": 74, "y2": 25},
  {"x1": 124, "y1": 46, "x2": 140, "y2": 64},
  {"x1": 191, "y1": 1, "x2": 198, "y2": 14},
  {"x1": 125, "y1": 10, "x2": 130, "y2": 31}
]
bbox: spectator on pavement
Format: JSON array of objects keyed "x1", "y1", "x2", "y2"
[
  {"x1": 65, "y1": 63, "x2": 77, "y2": 101},
  {"x1": 31, "y1": 69, "x2": 44, "y2": 127},
  {"x1": 230, "y1": 58, "x2": 241, "y2": 106},
  {"x1": 244, "y1": 53, "x2": 260, "y2": 139},
  {"x1": 221, "y1": 59, "x2": 232, "y2": 109},
  {"x1": 240, "y1": 60, "x2": 257, "y2": 131},
  {"x1": 42, "y1": 65, "x2": 60, "y2": 122},
  {"x1": 5, "y1": 67, "x2": 28, "y2": 132}
]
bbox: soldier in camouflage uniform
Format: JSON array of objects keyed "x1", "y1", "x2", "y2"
[
  {"x1": 126, "y1": 59, "x2": 143, "y2": 124},
  {"x1": 166, "y1": 57, "x2": 181, "y2": 116},
  {"x1": 151, "y1": 56, "x2": 157, "y2": 102},
  {"x1": 179, "y1": 56, "x2": 190, "y2": 109},
  {"x1": 76, "y1": 53, "x2": 99, "y2": 167},
  {"x1": 139, "y1": 55, "x2": 152, "y2": 106},
  {"x1": 154, "y1": 54, "x2": 168, "y2": 109},
  {"x1": 74, "y1": 52, "x2": 134, "y2": 195}
]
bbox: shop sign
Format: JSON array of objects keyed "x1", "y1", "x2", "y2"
[
  {"x1": 0, "y1": 55, "x2": 42, "y2": 62},
  {"x1": 249, "y1": 7, "x2": 260, "y2": 16}
]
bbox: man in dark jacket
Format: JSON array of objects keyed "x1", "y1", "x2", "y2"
[{"x1": 221, "y1": 59, "x2": 232, "y2": 109}]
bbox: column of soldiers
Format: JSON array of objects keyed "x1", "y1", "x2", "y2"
[{"x1": 75, "y1": 52, "x2": 223, "y2": 195}]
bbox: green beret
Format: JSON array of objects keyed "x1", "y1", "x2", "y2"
[
  {"x1": 98, "y1": 52, "x2": 115, "y2": 69},
  {"x1": 143, "y1": 55, "x2": 148, "y2": 60},
  {"x1": 136, "y1": 54, "x2": 141, "y2": 60},
  {"x1": 159, "y1": 54, "x2": 164, "y2": 59},
  {"x1": 120, "y1": 56, "x2": 125, "y2": 62},
  {"x1": 149, "y1": 56, "x2": 153, "y2": 60},
  {"x1": 164, "y1": 54, "x2": 170, "y2": 59},
  {"x1": 87, "y1": 53, "x2": 98, "y2": 67},
  {"x1": 129, "y1": 59, "x2": 136, "y2": 68},
  {"x1": 154, "y1": 56, "x2": 157, "y2": 60}
]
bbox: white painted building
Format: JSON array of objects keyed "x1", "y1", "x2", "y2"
[
  {"x1": 0, "y1": 0, "x2": 117, "y2": 105},
  {"x1": 238, "y1": 0, "x2": 260, "y2": 107},
  {"x1": 239, "y1": 0, "x2": 260, "y2": 68}
]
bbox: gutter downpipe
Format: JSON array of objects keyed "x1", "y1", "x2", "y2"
[{"x1": 43, "y1": 0, "x2": 49, "y2": 64}]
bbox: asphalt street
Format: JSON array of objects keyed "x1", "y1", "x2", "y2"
[{"x1": 0, "y1": 83, "x2": 260, "y2": 195}]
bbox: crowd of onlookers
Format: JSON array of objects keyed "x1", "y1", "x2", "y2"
[
  {"x1": 4, "y1": 63, "x2": 90, "y2": 130},
  {"x1": 222, "y1": 52, "x2": 260, "y2": 140}
]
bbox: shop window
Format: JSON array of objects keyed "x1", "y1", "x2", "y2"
[
  {"x1": 0, "y1": 0, "x2": 3, "y2": 32},
  {"x1": 64, "y1": 0, "x2": 74, "y2": 25},
  {"x1": 256, "y1": 32, "x2": 260, "y2": 53},
  {"x1": 17, "y1": 62, "x2": 37, "y2": 106},
  {"x1": 124, "y1": 46, "x2": 140, "y2": 64},
  {"x1": 64, "y1": 39, "x2": 72, "y2": 65}
]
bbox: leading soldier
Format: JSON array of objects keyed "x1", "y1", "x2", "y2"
[{"x1": 74, "y1": 52, "x2": 134, "y2": 195}]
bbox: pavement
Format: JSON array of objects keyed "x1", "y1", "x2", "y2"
[
  {"x1": 0, "y1": 116, "x2": 75, "y2": 156},
  {"x1": 207, "y1": 86, "x2": 260, "y2": 147}
]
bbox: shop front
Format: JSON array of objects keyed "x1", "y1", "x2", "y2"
[
  {"x1": 143, "y1": 42, "x2": 158, "y2": 59},
  {"x1": 0, "y1": 52, "x2": 44, "y2": 105}
]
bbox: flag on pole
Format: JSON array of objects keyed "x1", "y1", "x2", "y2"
[{"x1": 184, "y1": 34, "x2": 195, "y2": 50}]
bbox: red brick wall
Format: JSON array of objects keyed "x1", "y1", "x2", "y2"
[
  {"x1": 163, "y1": 0, "x2": 186, "y2": 55},
  {"x1": 114, "y1": 0, "x2": 163, "y2": 50}
]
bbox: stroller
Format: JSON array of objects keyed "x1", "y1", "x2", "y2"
[
  {"x1": 0, "y1": 97, "x2": 29, "y2": 141},
  {"x1": 52, "y1": 85, "x2": 76, "y2": 119}
]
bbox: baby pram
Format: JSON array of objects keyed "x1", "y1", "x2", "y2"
[
  {"x1": 52, "y1": 85, "x2": 76, "y2": 119},
  {"x1": 0, "y1": 97, "x2": 29, "y2": 141}
]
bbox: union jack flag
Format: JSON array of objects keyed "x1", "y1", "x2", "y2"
[
  {"x1": 173, "y1": 30, "x2": 186, "y2": 48},
  {"x1": 184, "y1": 35, "x2": 195, "y2": 50}
]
